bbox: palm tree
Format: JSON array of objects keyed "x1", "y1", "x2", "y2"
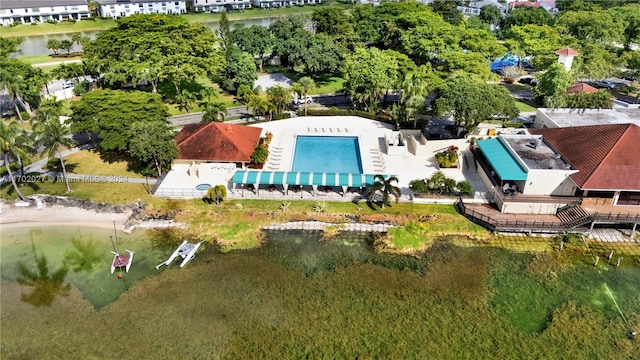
[
  {"x1": 368, "y1": 175, "x2": 402, "y2": 210},
  {"x1": 405, "y1": 95, "x2": 426, "y2": 129},
  {"x1": 292, "y1": 76, "x2": 315, "y2": 116},
  {"x1": 33, "y1": 112, "x2": 76, "y2": 193},
  {"x1": 200, "y1": 100, "x2": 227, "y2": 123},
  {"x1": 401, "y1": 70, "x2": 430, "y2": 103},
  {"x1": 247, "y1": 95, "x2": 269, "y2": 120},
  {"x1": 0, "y1": 119, "x2": 31, "y2": 201},
  {"x1": 207, "y1": 185, "x2": 227, "y2": 204},
  {"x1": 0, "y1": 70, "x2": 32, "y2": 121},
  {"x1": 266, "y1": 84, "x2": 291, "y2": 116},
  {"x1": 33, "y1": 68, "x2": 52, "y2": 97},
  {"x1": 88, "y1": 1, "x2": 100, "y2": 17}
]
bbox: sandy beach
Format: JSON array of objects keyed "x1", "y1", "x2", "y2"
[{"x1": 0, "y1": 202, "x2": 131, "y2": 231}]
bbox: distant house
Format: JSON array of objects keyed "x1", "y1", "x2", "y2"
[
  {"x1": 175, "y1": 122, "x2": 263, "y2": 167},
  {"x1": 189, "y1": 0, "x2": 251, "y2": 13},
  {"x1": 251, "y1": 0, "x2": 320, "y2": 9},
  {"x1": 97, "y1": 0, "x2": 187, "y2": 19},
  {"x1": 566, "y1": 83, "x2": 598, "y2": 95},
  {"x1": 472, "y1": 124, "x2": 640, "y2": 213},
  {"x1": 534, "y1": 108, "x2": 640, "y2": 129},
  {"x1": 0, "y1": 0, "x2": 90, "y2": 26}
]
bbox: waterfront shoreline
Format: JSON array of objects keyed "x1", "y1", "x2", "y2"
[{"x1": 0, "y1": 203, "x2": 131, "y2": 231}]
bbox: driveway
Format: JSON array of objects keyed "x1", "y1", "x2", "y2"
[{"x1": 255, "y1": 73, "x2": 294, "y2": 90}]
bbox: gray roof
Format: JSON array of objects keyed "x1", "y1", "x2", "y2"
[
  {"x1": 502, "y1": 135, "x2": 573, "y2": 171},
  {"x1": 0, "y1": 0, "x2": 88, "y2": 10},
  {"x1": 538, "y1": 108, "x2": 640, "y2": 128},
  {"x1": 96, "y1": 0, "x2": 185, "y2": 5}
]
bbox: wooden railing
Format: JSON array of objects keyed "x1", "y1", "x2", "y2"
[
  {"x1": 455, "y1": 197, "x2": 570, "y2": 232},
  {"x1": 455, "y1": 198, "x2": 640, "y2": 233}
]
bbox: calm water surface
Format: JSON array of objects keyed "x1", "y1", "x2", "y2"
[
  {"x1": 1, "y1": 227, "x2": 638, "y2": 358},
  {"x1": 17, "y1": 17, "x2": 280, "y2": 57}
]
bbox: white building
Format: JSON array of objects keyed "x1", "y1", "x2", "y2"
[
  {"x1": 251, "y1": 0, "x2": 320, "y2": 9},
  {"x1": 0, "y1": 0, "x2": 90, "y2": 26},
  {"x1": 97, "y1": 0, "x2": 187, "y2": 19},
  {"x1": 189, "y1": 0, "x2": 251, "y2": 13}
]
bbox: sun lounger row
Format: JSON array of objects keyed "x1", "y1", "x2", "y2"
[{"x1": 306, "y1": 127, "x2": 350, "y2": 133}]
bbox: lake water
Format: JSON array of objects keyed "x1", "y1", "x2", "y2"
[
  {"x1": 1, "y1": 226, "x2": 639, "y2": 358},
  {"x1": 17, "y1": 17, "x2": 280, "y2": 57}
]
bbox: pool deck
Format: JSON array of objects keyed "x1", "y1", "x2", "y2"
[{"x1": 155, "y1": 116, "x2": 489, "y2": 200}]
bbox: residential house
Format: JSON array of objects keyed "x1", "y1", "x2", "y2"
[
  {"x1": 189, "y1": 0, "x2": 251, "y2": 13},
  {"x1": 472, "y1": 124, "x2": 640, "y2": 214},
  {"x1": 565, "y1": 83, "x2": 598, "y2": 95},
  {"x1": 252, "y1": 0, "x2": 320, "y2": 9},
  {"x1": 534, "y1": 108, "x2": 640, "y2": 129},
  {"x1": 153, "y1": 122, "x2": 263, "y2": 198},
  {"x1": 0, "y1": 0, "x2": 90, "y2": 26},
  {"x1": 97, "y1": 0, "x2": 187, "y2": 19}
]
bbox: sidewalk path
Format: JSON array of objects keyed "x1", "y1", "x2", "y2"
[{"x1": 32, "y1": 59, "x2": 82, "y2": 67}]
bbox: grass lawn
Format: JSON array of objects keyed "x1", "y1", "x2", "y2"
[
  {"x1": 16, "y1": 53, "x2": 82, "y2": 65},
  {"x1": 515, "y1": 100, "x2": 537, "y2": 112},
  {"x1": 1, "y1": 181, "x2": 153, "y2": 204},
  {"x1": 262, "y1": 65, "x2": 345, "y2": 95},
  {"x1": 63, "y1": 150, "x2": 144, "y2": 178},
  {"x1": 1, "y1": 5, "x2": 340, "y2": 38}
]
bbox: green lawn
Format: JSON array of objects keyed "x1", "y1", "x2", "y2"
[
  {"x1": 262, "y1": 66, "x2": 345, "y2": 95},
  {"x1": 18, "y1": 53, "x2": 83, "y2": 65},
  {"x1": 1, "y1": 5, "x2": 338, "y2": 38},
  {"x1": 63, "y1": 150, "x2": 144, "y2": 178},
  {"x1": 515, "y1": 100, "x2": 537, "y2": 112}
]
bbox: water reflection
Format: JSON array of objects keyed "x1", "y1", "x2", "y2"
[
  {"x1": 63, "y1": 236, "x2": 101, "y2": 273},
  {"x1": 16, "y1": 239, "x2": 70, "y2": 307}
]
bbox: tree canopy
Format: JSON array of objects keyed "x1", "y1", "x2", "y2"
[
  {"x1": 83, "y1": 14, "x2": 223, "y2": 94},
  {"x1": 434, "y1": 76, "x2": 519, "y2": 131}
]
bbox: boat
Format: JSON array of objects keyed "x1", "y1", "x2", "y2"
[
  {"x1": 111, "y1": 250, "x2": 135, "y2": 274},
  {"x1": 109, "y1": 219, "x2": 134, "y2": 275},
  {"x1": 155, "y1": 240, "x2": 204, "y2": 270}
]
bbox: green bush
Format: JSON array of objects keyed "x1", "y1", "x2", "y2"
[
  {"x1": 409, "y1": 179, "x2": 428, "y2": 193},
  {"x1": 436, "y1": 146, "x2": 458, "y2": 168},
  {"x1": 20, "y1": 111, "x2": 31, "y2": 121},
  {"x1": 272, "y1": 113, "x2": 291, "y2": 120},
  {"x1": 502, "y1": 122, "x2": 525, "y2": 128},
  {"x1": 456, "y1": 181, "x2": 473, "y2": 196},
  {"x1": 73, "y1": 80, "x2": 89, "y2": 96},
  {"x1": 250, "y1": 144, "x2": 269, "y2": 165},
  {"x1": 0, "y1": 161, "x2": 22, "y2": 176},
  {"x1": 44, "y1": 157, "x2": 61, "y2": 170}
]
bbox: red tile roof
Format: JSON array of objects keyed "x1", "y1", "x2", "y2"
[
  {"x1": 530, "y1": 124, "x2": 640, "y2": 191},
  {"x1": 566, "y1": 83, "x2": 598, "y2": 94},
  {"x1": 175, "y1": 122, "x2": 262, "y2": 162},
  {"x1": 555, "y1": 47, "x2": 579, "y2": 57},
  {"x1": 509, "y1": 1, "x2": 540, "y2": 8}
]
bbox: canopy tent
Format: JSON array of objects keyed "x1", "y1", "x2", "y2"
[
  {"x1": 231, "y1": 170, "x2": 387, "y2": 196},
  {"x1": 476, "y1": 138, "x2": 528, "y2": 181}
]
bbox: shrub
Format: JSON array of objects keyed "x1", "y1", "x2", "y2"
[
  {"x1": 456, "y1": 180, "x2": 473, "y2": 196},
  {"x1": 313, "y1": 201, "x2": 328, "y2": 213},
  {"x1": 46, "y1": 19, "x2": 56, "y2": 24},
  {"x1": 409, "y1": 179, "x2": 428, "y2": 193},
  {"x1": 501, "y1": 121, "x2": 525, "y2": 128},
  {"x1": 435, "y1": 146, "x2": 459, "y2": 168},
  {"x1": 20, "y1": 111, "x2": 31, "y2": 121},
  {"x1": 44, "y1": 157, "x2": 61, "y2": 170},
  {"x1": 272, "y1": 113, "x2": 291, "y2": 120},
  {"x1": 73, "y1": 80, "x2": 89, "y2": 96},
  {"x1": 250, "y1": 144, "x2": 269, "y2": 165}
]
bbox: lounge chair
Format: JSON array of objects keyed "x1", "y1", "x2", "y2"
[{"x1": 155, "y1": 240, "x2": 204, "y2": 269}]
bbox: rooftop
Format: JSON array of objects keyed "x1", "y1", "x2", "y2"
[
  {"x1": 555, "y1": 47, "x2": 579, "y2": 57},
  {"x1": 0, "y1": 0, "x2": 88, "y2": 9},
  {"x1": 501, "y1": 135, "x2": 572, "y2": 170},
  {"x1": 536, "y1": 108, "x2": 640, "y2": 128},
  {"x1": 175, "y1": 122, "x2": 262, "y2": 162},
  {"x1": 530, "y1": 124, "x2": 640, "y2": 191},
  {"x1": 566, "y1": 83, "x2": 598, "y2": 94}
]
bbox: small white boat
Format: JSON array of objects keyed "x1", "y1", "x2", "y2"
[
  {"x1": 111, "y1": 250, "x2": 134, "y2": 274},
  {"x1": 155, "y1": 240, "x2": 204, "y2": 270}
]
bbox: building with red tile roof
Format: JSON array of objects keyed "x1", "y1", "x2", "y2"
[
  {"x1": 175, "y1": 122, "x2": 263, "y2": 165},
  {"x1": 566, "y1": 83, "x2": 598, "y2": 94},
  {"x1": 555, "y1": 47, "x2": 579, "y2": 57}
]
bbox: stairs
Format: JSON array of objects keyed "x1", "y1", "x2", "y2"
[{"x1": 556, "y1": 203, "x2": 593, "y2": 228}]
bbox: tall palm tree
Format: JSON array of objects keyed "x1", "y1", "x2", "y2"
[
  {"x1": 33, "y1": 68, "x2": 52, "y2": 97},
  {"x1": 33, "y1": 113, "x2": 76, "y2": 193},
  {"x1": 292, "y1": 76, "x2": 315, "y2": 116},
  {"x1": 401, "y1": 70, "x2": 430, "y2": 103},
  {"x1": 0, "y1": 70, "x2": 32, "y2": 121},
  {"x1": 0, "y1": 119, "x2": 31, "y2": 201},
  {"x1": 368, "y1": 175, "x2": 402, "y2": 210},
  {"x1": 200, "y1": 100, "x2": 227, "y2": 123},
  {"x1": 405, "y1": 95, "x2": 426, "y2": 129},
  {"x1": 247, "y1": 95, "x2": 269, "y2": 120},
  {"x1": 266, "y1": 84, "x2": 291, "y2": 116}
]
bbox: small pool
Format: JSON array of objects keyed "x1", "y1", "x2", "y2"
[
  {"x1": 195, "y1": 184, "x2": 211, "y2": 191},
  {"x1": 292, "y1": 136, "x2": 363, "y2": 173}
]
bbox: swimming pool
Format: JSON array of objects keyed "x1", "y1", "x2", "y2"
[{"x1": 291, "y1": 136, "x2": 363, "y2": 173}]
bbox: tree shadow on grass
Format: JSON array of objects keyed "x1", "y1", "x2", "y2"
[{"x1": 17, "y1": 237, "x2": 71, "y2": 307}]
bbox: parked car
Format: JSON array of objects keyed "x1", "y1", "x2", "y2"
[
  {"x1": 591, "y1": 80, "x2": 616, "y2": 89},
  {"x1": 622, "y1": 73, "x2": 637, "y2": 82},
  {"x1": 518, "y1": 77, "x2": 537, "y2": 86},
  {"x1": 62, "y1": 81, "x2": 74, "y2": 89},
  {"x1": 293, "y1": 95, "x2": 313, "y2": 105}
]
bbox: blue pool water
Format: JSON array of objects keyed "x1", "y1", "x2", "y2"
[{"x1": 292, "y1": 136, "x2": 363, "y2": 173}]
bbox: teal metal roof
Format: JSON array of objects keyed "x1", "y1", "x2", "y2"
[
  {"x1": 232, "y1": 171, "x2": 386, "y2": 187},
  {"x1": 476, "y1": 138, "x2": 528, "y2": 181}
]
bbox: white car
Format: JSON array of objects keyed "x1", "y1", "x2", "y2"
[
  {"x1": 62, "y1": 81, "x2": 74, "y2": 89},
  {"x1": 294, "y1": 95, "x2": 313, "y2": 105}
]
